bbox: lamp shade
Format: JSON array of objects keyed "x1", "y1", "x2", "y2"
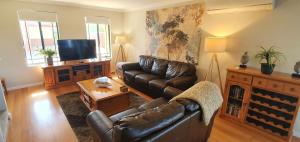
[
  {"x1": 115, "y1": 35, "x2": 127, "y2": 44},
  {"x1": 204, "y1": 37, "x2": 226, "y2": 52}
]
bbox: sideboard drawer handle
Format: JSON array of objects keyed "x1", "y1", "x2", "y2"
[
  {"x1": 273, "y1": 84, "x2": 278, "y2": 88},
  {"x1": 258, "y1": 81, "x2": 262, "y2": 84},
  {"x1": 290, "y1": 88, "x2": 295, "y2": 92}
]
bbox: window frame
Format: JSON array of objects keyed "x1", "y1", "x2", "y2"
[
  {"x1": 85, "y1": 20, "x2": 112, "y2": 60},
  {"x1": 19, "y1": 20, "x2": 60, "y2": 66}
]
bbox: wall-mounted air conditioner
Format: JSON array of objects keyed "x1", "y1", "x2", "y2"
[{"x1": 205, "y1": 0, "x2": 276, "y2": 14}]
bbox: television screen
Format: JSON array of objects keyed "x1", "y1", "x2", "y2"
[{"x1": 57, "y1": 39, "x2": 96, "y2": 61}]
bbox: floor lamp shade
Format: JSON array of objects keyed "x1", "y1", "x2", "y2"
[
  {"x1": 204, "y1": 37, "x2": 226, "y2": 95},
  {"x1": 204, "y1": 37, "x2": 226, "y2": 53},
  {"x1": 115, "y1": 36, "x2": 127, "y2": 45},
  {"x1": 114, "y1": 35, "x2": 127, "y2": 66}
]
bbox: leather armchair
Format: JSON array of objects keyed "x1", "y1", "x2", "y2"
[
  {"x1": 122, "y1": 55, "x2": 197, "y2": 98},
  {"x1": 87, "y1": 98, "x2": 218, "y2": 142}
]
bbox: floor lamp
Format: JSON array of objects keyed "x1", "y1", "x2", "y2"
[
  {"x1": 114, "y1": 35, "x2": 127, "y2": 64},
  {"x1": 204, "y1": 37, "x2": 226, "y2": 95}
]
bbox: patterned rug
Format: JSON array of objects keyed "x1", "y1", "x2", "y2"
[{"x1": 57, "y1": 92, "x2": 148, "y2": 142}]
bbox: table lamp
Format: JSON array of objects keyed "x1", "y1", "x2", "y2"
[
  {"x1": 114, "y1": 35, "x2": 127, "y2": 64},
  {"x1": 204, "y1": 37, "x2": 226, "y2": 94}
]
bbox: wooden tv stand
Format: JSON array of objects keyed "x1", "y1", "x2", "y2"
[{"x1": 42, "y1": 60, "x2": 110, "y2": 89}]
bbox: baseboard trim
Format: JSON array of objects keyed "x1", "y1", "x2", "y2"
[
  {"x1": 294, "y1": 130, "x2": 300, "y2": 138},
  {"x1": 7, "y1": 82, "x2": 43, "y2": 91}
]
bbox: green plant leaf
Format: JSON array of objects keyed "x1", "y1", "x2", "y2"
[{"x1": 254, "y1": 46, "x2": 285, "y2": 66}]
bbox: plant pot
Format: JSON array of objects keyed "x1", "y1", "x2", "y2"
[
  {"x1": 47, "y1": 57, "x2": 53, "y2": 65},
  {"x1": 261, "y1": 63, "x2": 275, "y2": 74}
]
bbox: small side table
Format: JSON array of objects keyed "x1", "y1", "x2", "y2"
[{"x1": 0, "y1": 78, "x2": 8, "y2": 95}]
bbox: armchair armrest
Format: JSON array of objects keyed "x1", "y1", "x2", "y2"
[
  {"x1": 167, "y1": 76, "x2": 197, "y2": 90},
  {"x1": 86, "y1": 110, "x2": 113, "y2": 142},
  {"x1": 122, "y1": 63, "x2": 141, "y2": 71}
]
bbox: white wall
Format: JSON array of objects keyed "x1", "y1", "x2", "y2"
[
  {"x1": 123, "y1": 0, "x2": 300, "y2": 137},
  {"x1": 0, "y1": 1, "x2": 124, "y2": 89},
  {"x1": 123, "y1": 11, "x2": 148, "y2": 62}
]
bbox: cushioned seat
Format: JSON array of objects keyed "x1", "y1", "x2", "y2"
[
  {"x1": 135, "y1": 74, "x2": 159, "y2": 85},
  {"x1": 163, "y1": 86, "x2": 183, "y2": 100},
  {"x1": 148, "y1": 79, "x2": 168, "y2": 98},
  {"x1": 124, "y1": 70, "x2": 144, "y2": 82},
  {"x1": 149, "y1": 79, "x2": 168, "y2": 90},
  {"x1": 114, "y1": 102, "x2": 185, "y2": 142},
  {"x1": 110, "y1": 108, "x2": 139, "y2": 123},
  {"x1": 138, "y1": 97, "x2": 167, "y2": 110}
]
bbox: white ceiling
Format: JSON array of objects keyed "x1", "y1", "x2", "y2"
[{"x1": 18, "y1": 0, "x2": 199, "y2": 12}]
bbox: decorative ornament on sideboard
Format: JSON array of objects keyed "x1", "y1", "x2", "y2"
[
  {"x1": 39, "y1": 49, "x2": 56, "y2": 65},
  {"x1": 239, "y1": 52, "x2": 250, "y2": 68},
  {"x1": 292, "y1": 61, "x2": 300, "y2": 78},
  {"x1": 254, "y1": 46, "x2": 285, "y2": 75}
]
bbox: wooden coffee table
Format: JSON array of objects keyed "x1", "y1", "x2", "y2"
[{"x1": 77, "y1": 78, "x2": 130, "y2": 116}]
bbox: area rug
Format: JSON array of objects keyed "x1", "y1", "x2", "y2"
[{"x1": 56, "y1": 92, "x2": 148, "y2": 142}]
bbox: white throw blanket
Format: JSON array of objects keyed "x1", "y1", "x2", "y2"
[{"x1": 170, "y1": 81, "x2": 223, "y2": 125}]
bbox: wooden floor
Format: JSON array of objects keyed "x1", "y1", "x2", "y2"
[{"x1": 5, "y1": 84, "x2": 300, "y2": 142}]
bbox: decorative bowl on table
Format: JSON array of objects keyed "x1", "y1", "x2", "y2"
[{"x1": 93, "y1": 77, "x2": 112, "y2": 88}]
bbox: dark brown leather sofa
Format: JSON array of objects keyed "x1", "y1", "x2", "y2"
[
  {"x1": 87, "y1": 94, "x2": 218, "y2": 142},
  {"x1": 122, "y1": 55, "x2": 197, "y2": 98}
]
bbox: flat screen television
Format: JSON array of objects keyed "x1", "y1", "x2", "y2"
[{"x1": 57, "y1": 39, "x2": 96, "y2": 61}]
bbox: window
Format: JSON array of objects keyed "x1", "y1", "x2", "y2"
[
  {"x1": 85, "y1": 17, "x2": 111, "y2": 59},
  {"x1": 19, "y1": 20, "x2": 59, "y2": 65}
]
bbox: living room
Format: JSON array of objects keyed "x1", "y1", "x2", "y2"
[{"x1": 0, "y1": 0, "x2": 300, "y2": 142}]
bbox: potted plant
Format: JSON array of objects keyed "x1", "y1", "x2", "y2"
[
  {"x1": 39, "y1": 49, "x2": 56, "y2": 65},
  {"x1": 254, "y1": 46, "x2": 285, "y2": 74}
]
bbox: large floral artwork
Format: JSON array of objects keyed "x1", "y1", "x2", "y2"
[{"x1": 146, "y1": 4, "x2": 205, "y2": 64}]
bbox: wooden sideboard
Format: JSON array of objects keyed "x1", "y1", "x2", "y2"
[
  {"x1": 221, "y1": 67, "x2": 300, "y2": 141},
  {"x1": 42, "y1": 60, "x2": 110, "y2": 89}
]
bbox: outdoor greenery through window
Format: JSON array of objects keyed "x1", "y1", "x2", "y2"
[
  {"x1": 86, "y1": 23, "x2": 111, "y2": 59},
  {"x1": 19, "y1": 20, "x2": 59, "y2": 65}
]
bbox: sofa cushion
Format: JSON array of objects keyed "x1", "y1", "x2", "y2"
[
  {"x1": 149, "y1": 79, "x2": 168, "y2": 92},
  {"x1": 135, "y1": 74, "x2": 159, "y2": 85},
  {"x1": 138, "y1": 97, "x2": 167, "y2": 110},
  {"x1": 139, "y1": 55, "x2": 155, "y2": 73},
  {"x1": 114, "y1": 101, "x2": 185, "y2": 142},
  {"x1": 110, "y1": 108, "x2": 139, "y2": 124},
  {"x1": 151, "y1": 59, "x2": 169, "y2": 77},
  {"x1": 165, "y1": 61, "x2": 196, "y2": 79},
  {"x1": 163, "y1": 86, "x2": 183, "y2": 100},
  {"x1": 124, "y1": 70, "x2": 144, "y2": 82}
]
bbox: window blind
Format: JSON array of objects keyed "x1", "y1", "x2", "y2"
[
  {"x1": 85, "y1": 16, "x2": 111, "y2": 25},
  {"x1": 17, "y1": 10, "x2": 57, "y2": 22}
]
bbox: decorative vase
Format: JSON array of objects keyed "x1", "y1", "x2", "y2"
[
  {"x1": 47, "y1": 57, "x2": 53, "y2": 65},
  {"x1": 261, "y1": 63, "x2": 275, "y2": 74},
  {"x1": 240, "y1": 52, "x2": 250, "y2": 68},
  {"x1": 292, "y1": 61, "x2": 300, "y2": 78}
]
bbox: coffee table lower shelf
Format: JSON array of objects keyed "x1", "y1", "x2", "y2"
[{"x1": 79, "y1": 89, "x2": 130, "y2": 116}]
